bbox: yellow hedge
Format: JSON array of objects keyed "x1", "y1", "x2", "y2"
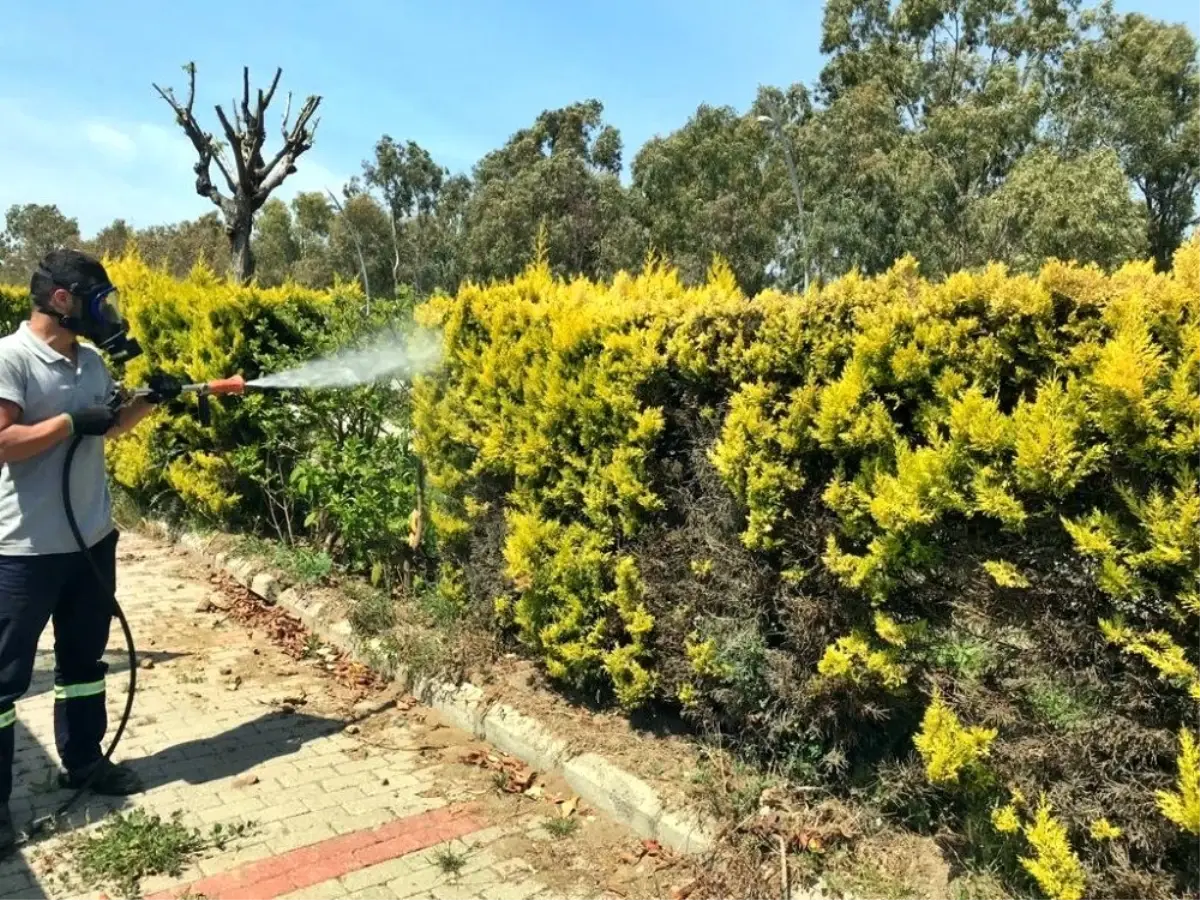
[
  {"x1": 0, "y1": 285, "x2": 29, "y2": 334},
  {"x1": 98, "y1": 255, "x2": 338, "y2": 514},
  {"x1": 1, "y1": 256, "x2": 422, "y2": 582},
  {"x1": 415, "y1": 240, "x2": 1200, "y2": 898}
]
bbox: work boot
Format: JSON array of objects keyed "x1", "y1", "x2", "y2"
[
  {"x1": 0, "y1": 803, "x2": 13, "y2": 852},
  {"x1": 58, "y1": 758, "x2": 143, "y2": 796}
]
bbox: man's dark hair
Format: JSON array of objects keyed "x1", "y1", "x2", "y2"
[{"x1": 30, "y1": 248, "x2": 111, "y2": 310}]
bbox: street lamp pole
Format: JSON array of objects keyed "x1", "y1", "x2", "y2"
[{"x1": 758, "y1": 103, "x2": 809, "y2": 292}]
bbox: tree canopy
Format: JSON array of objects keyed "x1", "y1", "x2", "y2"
[{"x1": 3, "y1": 0, "x2": 1194, "y2": 295}]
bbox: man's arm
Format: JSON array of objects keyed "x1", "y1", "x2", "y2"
[{"x1": 0, "y1": 400, "x2": 72, "y2": 463}]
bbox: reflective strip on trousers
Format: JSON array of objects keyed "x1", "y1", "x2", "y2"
[
  {"x1": 54, "y1": 679, "x2": 105, "y2": 701},
  {"x1": 0, "y1": 708, "x2": 13, "y2": 728}
]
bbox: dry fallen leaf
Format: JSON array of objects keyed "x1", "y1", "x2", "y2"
[
  {"x1": 232, "y1": 774, "x2": 259, "y2": 788},
  {"x1": 560, "y1": 796, "x2": 579, "y2": 818}
]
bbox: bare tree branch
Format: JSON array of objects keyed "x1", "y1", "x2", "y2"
[
  {"x1": 328, "y1": 189, "x2": 372, "y2": 312},
  {"x1": 247, "y1": 68, "x2": 284, "y2": 174},
  {"x1": 213, "y1": 102, "x2": 250, "y2": 192},
  {"x1": 151, "y1": 62, "x2": 236, "y2": 207},
  {"x1": 256, "y1": 94, "x2": 322, "y2": 202},
  {"x1": 154, "y1": 62, "x2": 322, "y2": 282}
]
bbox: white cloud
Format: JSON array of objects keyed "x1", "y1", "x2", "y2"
[
  {"x1": 84, "y1": 122, "x2": 137, "y2": 162},
  {"x1": 0, "y1": 97, "x2": 347, "y2": 236}
]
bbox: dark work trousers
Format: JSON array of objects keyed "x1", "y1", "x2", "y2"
[{"x1": 0, "y1": 529, "x2": 118, "y2": 803}]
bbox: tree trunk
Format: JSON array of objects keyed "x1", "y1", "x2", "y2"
[{"x1": 228, "y1": 208, "x2": 256, "y2": 283}]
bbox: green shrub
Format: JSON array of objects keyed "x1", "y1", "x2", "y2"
[{"x1": 3, "y1": 253, "x2": 425, "y2": 584}]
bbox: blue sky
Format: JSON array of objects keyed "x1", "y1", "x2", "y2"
[{"x1": 2, "y1": 0, "x2": 1196, "y2": 236}]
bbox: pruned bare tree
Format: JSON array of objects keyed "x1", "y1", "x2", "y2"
[{"x1": 153, "y1": 62, "x2": 321, "y2": 283}]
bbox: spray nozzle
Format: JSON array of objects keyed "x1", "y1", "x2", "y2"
[{"x1": 201, "y1": 375, "x2": 246, "y2": 396}]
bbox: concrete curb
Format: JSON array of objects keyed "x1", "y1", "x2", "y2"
[{"x1": 162, "y1": 524, "x2": 720, "y2": 858}]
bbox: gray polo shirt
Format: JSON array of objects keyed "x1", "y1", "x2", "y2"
[{"x1": 0, "y1": 322, "x2": 116, "y2": 555}]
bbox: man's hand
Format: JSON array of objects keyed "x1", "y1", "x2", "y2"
[
  {"x1": 145, "y1": 373, "x2": 184, "y2": 405},
  {"x1": 68, "y1": 406, "x2": 118, "y2": 437}
]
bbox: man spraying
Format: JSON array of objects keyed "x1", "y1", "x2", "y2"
[{"x1": 0, "y1": 249, "x2": 180, "y2": 848}]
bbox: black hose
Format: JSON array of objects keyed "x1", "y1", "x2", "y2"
[{"x1": 20, "y1": 434, "x2": 138, "y2": 842}]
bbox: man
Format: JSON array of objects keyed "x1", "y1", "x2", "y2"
[{"x1": 0, "y1": 248, "x2": 179, "y2": 848}]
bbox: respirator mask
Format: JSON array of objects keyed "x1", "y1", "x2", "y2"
[{"x1": 36, "y1": 269, "x2": 143, "y2": 364}]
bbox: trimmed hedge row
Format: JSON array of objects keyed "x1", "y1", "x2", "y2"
[
  {"x1": 0, "y1": 256, "x2": 423, "y2": 581},
  {"x1": 3, "y1": 242, "x2": 1196, "y2": 898},
  {"x1": 414, "y1": 243, "x2": 1199, "y2": 899}
]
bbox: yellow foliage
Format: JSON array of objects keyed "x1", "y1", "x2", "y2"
[
  {"x1": 1019, "y1": 797, "x2": 1088, "y2": 900},
  {"x1": 992, "y1": 804, "x2": 1021, "y2": 833},
  {"x1": 1088, "y1": 818, "x2": 1122, "y2": 841},
  {"x1": 982, "y1": 560, "x2": 1031, "y2": 589},
  {"x1": 1099, "y1": 617, "x2": 1200, "y2": 700},
  {"x1": 913, "y1": 687, "x2": 997, "y2": 784},
  {"x1": 82, "y1": 252, "x2": 339, "y2": 517},
  {"x1": 817, "y1": 631, "x2": 908, "y2": 690},
  {"x1": 686, "y1": 634, "x2": 733, "y2": 680},
  {"x1": 1156, "y1": 729, "x2": 1200, "y2": 835},
  {"x1": 411, "y1": 235, "x2": 1200, "y2": 876},
  {"x1": 1011, "y1": 377, "x2": 1105, "y2": 498},
  {"x1": 165, "y1": 452, "x2": 241, "y2": 517}
]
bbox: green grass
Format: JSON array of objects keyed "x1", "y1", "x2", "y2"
[
  {"x1": 433, "y1": 845, "x2": 468, "y2": 877},
  {"x1": 1023, "y1": 679, "x2": 1100, "y2": 730},
  {"x1": 64, "y1": 809, "x2": 254, "y2": 899},
  {"x1": 931, "y1": 634, "x2": 998, "y2": 682},
  {"x1": 542, "y1": 817, "x2": 580, "y2": 838},
  {"x1": 234, "y1": 535, "x2": 332, "y2": 584},
  {"x1": 346, "y1": 582, "x2": 397, "y2": 637},
  {"x1": 688, "y1": 749, "x2": 780, "y2": 824}
]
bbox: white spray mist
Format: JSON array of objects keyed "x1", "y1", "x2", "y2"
[{"x1": 247, "y1": 329, "x2": 443, "y2": 389}]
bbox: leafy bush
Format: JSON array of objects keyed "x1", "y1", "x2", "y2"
[
  {"x1": 3, "y1": 253, "x2": 425, "y2": 584},
  {"x1": 0, "y1": 285, "x2": 27, "y2": 333},
  {"x1": 415, "y1": 241, "x2": 1200, "y2": 898}
]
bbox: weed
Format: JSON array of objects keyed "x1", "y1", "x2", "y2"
[
  {"x1": 542, "y1": 816, "x2": 580, "y2": 838},
  {"x1": 1023, "y1": 679, "x2": 1099, "y2": 731},
  {"x1": 111, "y1": 485, "x2": 147, "y2": 531},
  {"x1": 824, "y1": 866, "x2": 924, "y2": 900},
  {"x1": 64, "y1": 809, "x2": 255, "y2": 899},
  {"x1": 420, "y1": 590, "x2": 461, "y2": 627},
  {"x1": 689, "y1": 747, "x2": 779, "y2": 823},
  {"x1": 347, "y1": 583, "x2": 396, "y2": 637},
  {"x1": 392, "y1": 628, "x2": 448, "y2": 680},
  {"x1": 284, "y1": 547, "x2": 333, "y2": 583},
  {"x1": 492, "y1": 770, "x2": 511, "y2": 792},
  {"x1": 950, "y1": 868, "x2": 1013, "y2": 900},
  {"x1": 931, "y1": 635, "x2": 997, "y2": 682},
  {"x1": 302, "y1": 633, "x2": 322, "y2": 659},
  {"x1": 433, "y1": 845, "x2": 468, "y2": 877},
  {"x1": 418, "y1": 565, "x2": 466, "y2": 626},
  {"x1": 234, "y1": 535, "x2": 332, "y2": 584}
]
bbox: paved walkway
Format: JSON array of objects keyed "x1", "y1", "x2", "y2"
[{"x1": 0, "y1": 533, "x2": 685, "y2": 900}]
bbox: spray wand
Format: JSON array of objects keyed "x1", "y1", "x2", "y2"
[
  {"x1": 116, "y1": 375, "x2": 250, "y2": 427},
  {"x1": 127, "y1": 374, "x2": 249, "y2": 400}
]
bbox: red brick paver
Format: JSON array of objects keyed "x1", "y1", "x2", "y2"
[{"x1": 148, "y1": 804, "x2": 485, "y2": 900}]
